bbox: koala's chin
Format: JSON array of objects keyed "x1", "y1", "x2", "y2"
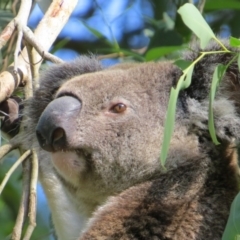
[{"x1": 51, "y1": 151, "x2": 88, "y2": 186}]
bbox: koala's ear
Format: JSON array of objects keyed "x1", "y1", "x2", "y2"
[
  {"x1": 29, "y1": 56, "x2": 102, "y2": 125},
  {"x1": 220, "y1": 67, "x2": 240, "y2": 114},
  {"x1": 176, "y1": 40, "x2": 240, "y2": 103},
  {"x1": 178, "y1": 40, "x2": 240, "y2": 142}
]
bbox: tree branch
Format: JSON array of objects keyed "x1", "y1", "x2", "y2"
[
  {"x1": 13, "y1": 0, "x2": 32, "y2": 72},
  {"x1": 22, "y1": 150, "x2": 38, "y2": 240},
  {"x1": 23, "y1": 26, "x2": 64, "y2": 64},
  {"x1": 0, "y1": 141, "x2": 19, "y2": 162},
  {"x1": 0, "y1": 0, "x2": 78, "y2": 102},
  {"x1": 11, "y1": 156, "x2": 32, "y2": 240},
  {"x1": 0, "y1": 150, "x2": 31, "y2": 195},
  {"x1": 197, "y1": 0, "x2": 206, "y2": 14},
  {"x1": 0, "y1": 20, "x2": 16, "y2": 50}
]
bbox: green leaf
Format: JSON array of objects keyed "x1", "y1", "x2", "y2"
[
  {"x1": 177, "y1": 3, "x2": 215, "y2": 49},
  {"x1": 145, "y1": 46, "x2": 183, "y2": 61},
  {"x1": 222, "y1": 192, "x2": 240, "y2": 240},
  {"x1": 174, "y1": 60, "x2": 192, "y2": 71},
  {"x1": 230, "y1": 37, "x2": 240, "y2": 47},
  {"x1": 81, "y1": 21, "x2": 113, "y2": 47},
  {"x1": 160, "y1": 64, "x2": 194, "y2": 166},
  {"x1": 51, "y1": 38, "x2": 70, "y2": 53},
  {"x1": 163, "y1": 12, "x2": 175, "y2": 30},
  {"x1": 208, "y1": 64, "x2": 227, "y2": 145}
]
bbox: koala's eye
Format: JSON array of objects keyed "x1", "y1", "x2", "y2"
[{"x1": 110, "y1": 103, "x2": 127, "y2": 113}]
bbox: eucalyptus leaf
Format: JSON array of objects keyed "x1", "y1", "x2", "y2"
[
  {"x1": 81, "y1": 21, "x2": 113, "y2": 47},
  {"x1": 145, "y1": 46, "x2": 183, "y2": 61},
  {"x1": 230, "y1": 37, "x2": 240, "y2": 47},
  {"x1": 51, "y1": 38, "x2": 70, "y2": 54},
  {"x1": 208, "y1": 64, "x2": 227, "y2": 145},
  {"x1": 222, "y1": 192, "x2": 240, "y2": 240},
  {"x1": 163, "y1": 12, "x2": 175, "y2": 30},
  {"x1": 178, "y1": 3, "x2": 215, "y2": 49},
  {"x1": 160, "y1": 64, "x2": 194, "y2": 166},
  {"x1": 174, "y1": 60, "x2": 192, "y2": 71}
]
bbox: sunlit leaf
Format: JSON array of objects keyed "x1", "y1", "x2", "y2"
[
  {"x1": 160, "y1": 64, "x2": 194, "y2": 166},
  {"x1": 208, "y1": 64, "x2": 227, "y2": 145},
  {"x1": 145, "y1": 46, "x2": 183, "y2": 61},
  {"x1": 222, "y1": 192, "x2": 240, "y2": 240},
  {"x1": 230, "y1": 37, "x2": 240, "y2": 47},
  {"x1": 178, "y1": 3, "x2": 215, "y2": 49}
]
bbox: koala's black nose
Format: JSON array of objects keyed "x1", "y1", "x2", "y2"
[{"x1": 36, "y1": 96, "x2": 81, "y2": 152}]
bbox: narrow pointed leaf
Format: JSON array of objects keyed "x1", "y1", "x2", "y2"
[
  {"x1": 208, "y1": 64, "x2": 227, "y2": 145},
  {"x1": 174, "y1": 60, "x2": 192, "y2": 71},
  {"x1": 222, "y1": 192, "x2": 240, "y2": 240},
  {"x1": 145, "y1": 46, "x2": 183, "y2": 61},
  {"x1": 160, "y1": 64, "x2": 194, "y2": 166}
]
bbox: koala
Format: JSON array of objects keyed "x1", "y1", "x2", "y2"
[{"x1": 19, "y1": 40, "x2": 240, "y2": 240}]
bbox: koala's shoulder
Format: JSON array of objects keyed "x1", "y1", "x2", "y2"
[{"x1": 80, "y1": 159, "x2": 215, "y2": 239}]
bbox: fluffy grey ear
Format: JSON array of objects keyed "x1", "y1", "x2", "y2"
[
  {"x1": 21, "y1": 56, "x2": 102, "y2": 148},
  {"x1": 178, "y1": 40, "x2": 240, "y2": 142},
  {"x1": 30, "y1": 56, "x2": 102, "y2": 125}
]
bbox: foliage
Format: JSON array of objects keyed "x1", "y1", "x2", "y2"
[{"x1": 160, "y1": 3, "x2": 240, "y2": 240}]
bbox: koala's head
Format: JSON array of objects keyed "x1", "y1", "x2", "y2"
[
  {"x1": 28, "y1": 42, "x2": 240, "y2": 197},
  {"x1": 28, "y1": 57, "x2": 183, "y2": 195}
]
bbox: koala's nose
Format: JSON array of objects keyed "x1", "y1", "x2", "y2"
[{"x1": 36, "y1": 96, "x2": 81, "y2": 152}]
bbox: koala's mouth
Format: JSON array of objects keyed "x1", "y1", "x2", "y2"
[
  {"x1": 76, "y1": 149, "x2": 92, "y2": 162},
  {"x1": 51, "y1": 149, "x2": 93, "y2": 183}
]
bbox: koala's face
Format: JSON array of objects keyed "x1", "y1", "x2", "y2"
[{"x1": 35, "y1": 62, "x2": 176, "y2": 194}]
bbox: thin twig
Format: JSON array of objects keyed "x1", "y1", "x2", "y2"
[
  {"x1": 0, "y1": 142, "x2": 18, "y2": 162},
  {"x1": 23, "y1": 26, "x2": 64, "y2": 64},
  {"x1": 2, "y1": 31, "x2": 16, "y2": 71},
  {"x1": 23, "y1": 150, "x2": 38, "y2": 240},
  {"x1": 97, "y1": 52, "x2": 125, "y2": 60},
  {"x1": 13, "y1": 0, "x2": 32, "y2": 72},
  {"x1": 14, "y1": 24, "x2": 23, "y2": 73},
  {"x1": 12, "y1": 0, "x2": 20, "y2": 16},
  {"x1": 0, "y1": 150, "x2": 31, "y2": 195},
  {"x1": 197, "y1": 0, "x2": 206, "y2": 14},
  {"x1": 11, "y1": 157, "x2": 32, "y2": 240},
  {"x1": 25, "y1": 42, "x2": 34, "y2": 81},
  {"x1": 0, "y1": 0, "x2": 78, "y2": 103},
  {"x1": 0, "y1": 20, "x2": 16, "y2": 50}
]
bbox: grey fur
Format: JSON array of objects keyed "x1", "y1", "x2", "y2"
[{"x1": 22, "y1": 41, "x2": 240, "y2": 240}]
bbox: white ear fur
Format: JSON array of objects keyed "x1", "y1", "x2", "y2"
[{"x1": 187, "y1": 96, "x2": 240, "y2": 142}]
